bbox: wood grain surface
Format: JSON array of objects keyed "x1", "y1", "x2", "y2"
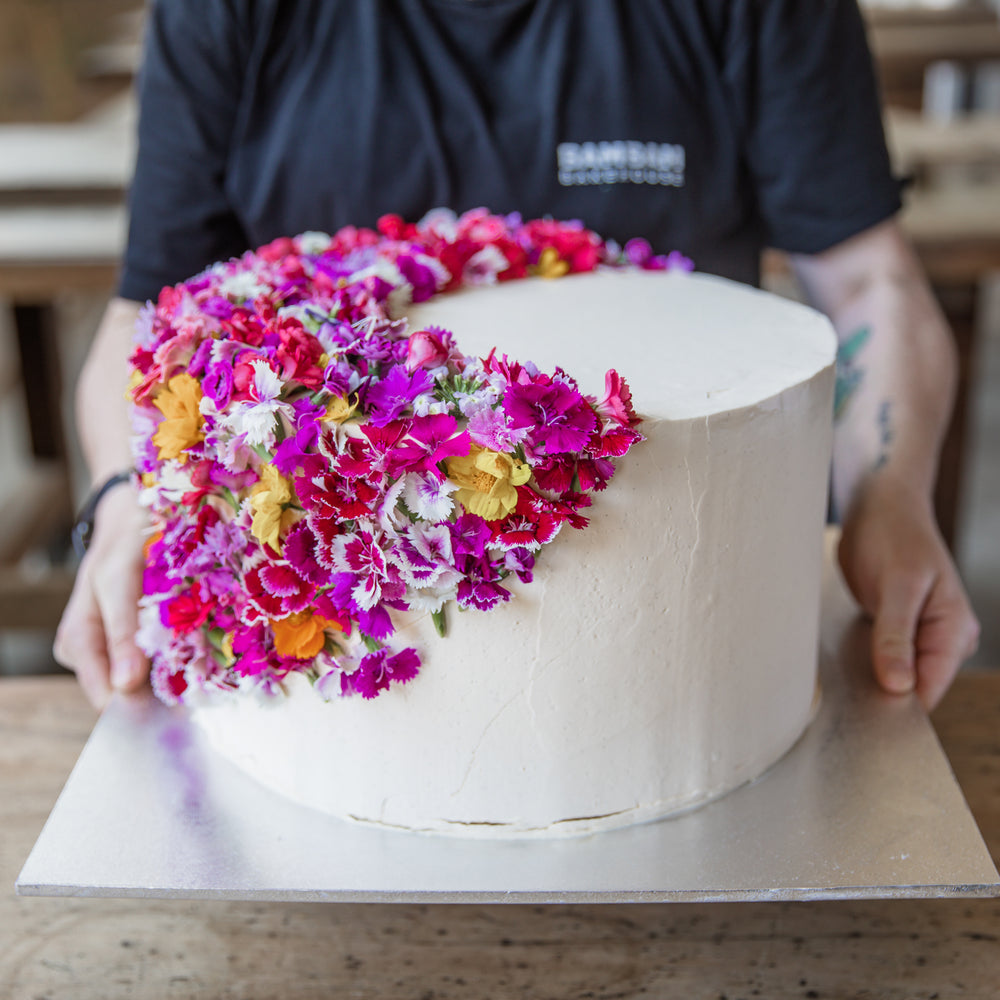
[{"x1": 2, "y1": 675, "x2": 999, "y2": 1000}]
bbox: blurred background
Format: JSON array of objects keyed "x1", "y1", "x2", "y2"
[{"x1": 0, "y1": 0, "x2": 997, "y2": 677}]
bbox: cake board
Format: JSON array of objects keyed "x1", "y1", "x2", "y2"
[{"x1": 16, "y1": 537, "x2": 1000, "y2": 903}]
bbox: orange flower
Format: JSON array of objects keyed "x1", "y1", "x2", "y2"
[
  {"x1": 152, "y1": 373, "x2": 205, "y2": 461},
  {"x1": 271, "y1": 611, "x2": 343, "y2": 659}
]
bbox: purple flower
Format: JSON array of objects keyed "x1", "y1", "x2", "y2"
[
  {"x1": 466, "y1": 401, "x2": 527, "y2": 452},
  {"x1": 503, "y1": 547, "x2": 535, "y2": 583},
  {"x1": 357, "y1": 604, "x2": 394, "y2": 641},
  {"x1": 503, "y1": 379, "x2": 597, "y2": 454},
  {"x1": 200, "y1": 295, "x2": 236, "y2": 320},
  {"x1": 396, "y1": 253, "x2": 439, "y2": 303},
  {"x1": 456, "y1": 567, "x2": 511, "y2": 612},
  {"x1": 203, "y1": 362, "x2": 234, "y2": 410},
  {"x1": 322, "y1": 358, "x2": 353, "y2": 397},
  {"x1": 392, "y1": 523, "x2": 462, "y2": 590},
  {"x1": 364, "y1": 366, "x2": 434, "y2": 427},
  {"x1": 272, "y1": 397, "x2": 326, "y2": 476},
  {"x1": 449, "y1": 514, "x2": 492, "y2": 560}
]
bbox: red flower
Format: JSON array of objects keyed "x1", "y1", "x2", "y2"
[{"x1": 163, "y1": 582, "x2": 214, "y2": 634}]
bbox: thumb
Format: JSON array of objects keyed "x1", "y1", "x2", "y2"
[{"x1": 870, "y1": 574, "x2": 925, "y2": 696}]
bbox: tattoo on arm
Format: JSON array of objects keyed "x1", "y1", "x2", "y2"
[
  {"x1": 833, "y1": 325, "x2": 871, "y2": 422},
  {"x1": 875, "y1": 400, "x2": 893, "y2": 470}
]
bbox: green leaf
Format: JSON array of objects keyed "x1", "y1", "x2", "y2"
[{"x1": 432, "y1": 607, "x2": 447, "y2": 638}]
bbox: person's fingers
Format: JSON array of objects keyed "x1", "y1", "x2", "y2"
[
  {"x1": 913, "y1": 589, "x2": 981, "y2": 712},
  {"x1": 53, "y1": 577, "x2": 114, "y2": 710},
  {"x1": 870, "y1": 570, "x2": 927, "y2": 696},
  {"x1": 94, "y1": 554, "x2": 148, "y2": 692}
]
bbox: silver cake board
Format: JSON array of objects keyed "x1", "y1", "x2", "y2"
[{"x1": 17, "y1": 545, "x2": 1000, "y2": 904}]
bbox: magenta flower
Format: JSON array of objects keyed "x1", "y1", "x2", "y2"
[
  {"x1": 385, "y1": 415, "x2": 470, "y2": 478},
  {"x1": 230, "y1": 622, "x2": 272, "y2": 677},
  {"x1": 343, "y1": 646, "x2": 421, "y2": 699},
  {"x1": 503, "y1": 378, "x2": 597, "y2": 454}
]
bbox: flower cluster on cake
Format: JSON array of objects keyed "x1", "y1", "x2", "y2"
[{"x1": 128, "y1": 208, "x2": 691, "y2": 705}]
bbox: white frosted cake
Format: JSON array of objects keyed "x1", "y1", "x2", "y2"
[{"x1": 182, "y1": 268, "x2": 836, "y2": 837}]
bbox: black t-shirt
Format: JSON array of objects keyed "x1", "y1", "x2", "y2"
[{"x1": 119, "y1": 0, "x2": 901, "y2": 302}]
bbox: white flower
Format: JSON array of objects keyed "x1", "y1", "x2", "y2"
[
  {"x1": 403, "y1": 472, "x2": 457, "y2": 522},
  {"x1": 136, "y1": 599, "x2": 173, "y2": 659},
  {"x1": 219, "y1": 270, "x2": 270, "y2": 301},
  {"x1": 375, "y1": 477, "x2": 408, "y2": 536},
  {"x1": 412, "y1": 392, "x2": 451, "y2": 417},
  {"x1": 297, "y1": 231, "x2": 331, "y2": 254},
  {"x1": 417, "y1": 207, "x2": 458, "y2": 241},
  {"x1": 215, "y1": 359, "x2": 293, "y2": 448}
]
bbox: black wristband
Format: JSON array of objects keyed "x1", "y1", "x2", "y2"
[{"x1": 71, "y1": 471, "x2": 134, "y2": 559}]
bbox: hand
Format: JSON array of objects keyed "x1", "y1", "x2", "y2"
[
  {"x1": 837, "y1": 475, "x2": 980, "y2": 710},
  {"x1": 54, "y1": 485, "x2": 150, "y2": 709}
]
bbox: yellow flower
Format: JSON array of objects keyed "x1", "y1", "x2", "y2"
[
  {"x1": 534, "y1": 246, "x2": 570, "y2": 279},
  {"x1": 447, "y1": 444, "x2": 531, "y2": 521},
  {"x1": 271, "y1": 611, "x2": 343, "y2": 659},
  {"x1": 321, "y1": 394, "x2": 358, "y2": 424},
  {"x1": 151, "y1": 373, "x2": 205, "y2": 462},
  {"x1": 250, "y1": 463, "x2": 294, "y2": 551}
]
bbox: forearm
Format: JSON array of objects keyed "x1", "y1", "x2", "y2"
[
  {"x1": 791, "y1": 220, "x2": 956, "y2": 523},
  {"x1": 76, "y1": 296, "x2": 143, "y2": 485},
  {"x1": 56, "y1": 296, "x2": 149, "y2": 707}
]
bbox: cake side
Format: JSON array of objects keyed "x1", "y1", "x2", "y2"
[
  {"x1": 192, "y1": 357, "x2": 835, "y2": 837},
  {"x1": 130, "y1": 212, "x2": 838, "y2": 839}
]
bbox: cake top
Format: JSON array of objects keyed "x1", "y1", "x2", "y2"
[
  {"x1": 128, "y1": 208, "x2": 679, "y2": 706},
  {"x1": 409, "y1": 270, "x2": 836, "y2": 421}
]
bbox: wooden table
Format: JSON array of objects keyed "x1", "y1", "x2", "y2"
[{"x1": 2, "y1": 675, "x2": 998, "y2": 999}]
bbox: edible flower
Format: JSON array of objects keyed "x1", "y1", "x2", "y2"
[
  {"x1": 250, "y1": 463, "x2": 294, "y2": 552},
  {"x1": 151, "y1": 373, "x2": 204, "y2": 461},
  {"x1": 271, "y1": 610, "x2": 343, "y2": 659},
  {"x1": 447, "y1": 445, "x2": 531, "y2": 521},
  {"x1": 130, "y1": 207, "x2": 665, "y2": 705}
]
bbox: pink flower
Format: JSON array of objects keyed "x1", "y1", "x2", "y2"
[
  {"x1": 405, "y1": 326, "x2": 454, "y2": 371},
  {"x1": 594, "y1": 370, "x2": 640, "y2": 427}
]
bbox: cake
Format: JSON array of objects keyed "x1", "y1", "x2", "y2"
[{"x1": 130, "y1": 209, "x2": 836, "y2": 838}]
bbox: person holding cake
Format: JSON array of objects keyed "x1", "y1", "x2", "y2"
[{"x1": 55, "y1": 0, "x2": 979, "y2": 718}]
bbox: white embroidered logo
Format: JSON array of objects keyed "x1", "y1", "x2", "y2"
[{"x1": 557, "y1": 141, "x2": 685, "y2": 188}]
